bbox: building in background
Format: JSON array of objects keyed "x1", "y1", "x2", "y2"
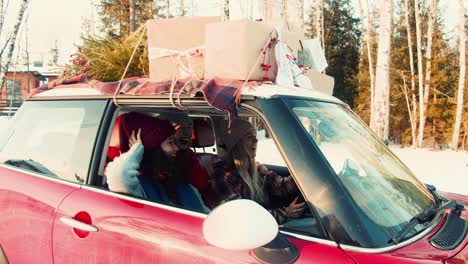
[{"x1": 0, "y1": 62, "x2": 62, "y2": 115}]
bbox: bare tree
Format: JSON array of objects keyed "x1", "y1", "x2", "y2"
[
  {"x1": 417, "y1": 0, "x2": 436, "y2": 148},
  {"x1": 223, "y1": 0, "x2": 229, "y2": 21},
  {"x1": 129, "y1": 0, "x2": 136, "y2": 32},
  {"x1": 414, "y1": 0, "x2": 425, "y2": 147},
  {"x1": 320, "y1": 0, "x2": 324, "y2": 54},
  {"x1": 451, "y1": 0, "x2": 466, "y2": 150},
  {"x1": 0, "y1": 0, "x2": 4, "y2": 39},
  {"x1": 371, "y1": 0, "x2": 392, "y2": 141},
  {"x1": 359, "y1": 0, "x2": 376, "y2": 126},
  {"x1": 298, "y1": 0, "x2": 304, "y2": 26},
  {"x1": 404, "y1": 0, "x2": 418, "y2": 146},
  {"x1": 263, "y1": 0, "x2": 272, "y2": 20},
  {"x1": 282, "y1": 0, "x2": 288, "y2": 25},
  {"x1": 0, "y1": 0, "x2": 29, "y2": 98},
  {"x1": 309, "y1": 0, "x2": 324, "y2": 52},
  {"x1": 166, "y1": 0, "x2": 170, "y2": 18},
  {"x1": 180, "y1": 0, "x2": 185, "y2": 15}
]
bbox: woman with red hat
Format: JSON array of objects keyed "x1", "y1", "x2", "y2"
[
  {"x1": 207, "y1": 119, "x2": 306, "y2": 224},
  {"x1": 106, "y1": 112, "x2": 207, "y2": 212}
]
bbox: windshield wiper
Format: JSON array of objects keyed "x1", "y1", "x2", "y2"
[
  {"x1": 425, "y1": 184, "x2": 447, "y2": 206},
  {"x1": 4, "y1": 159, "x2": 57, "y2": 177},
  {"x1": 390, "y1": 199, "x2": 465, "y2": 244}
]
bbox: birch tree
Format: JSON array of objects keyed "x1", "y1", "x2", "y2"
[
  {"x1": 282, "y1": 0, "x2": 288, "y2": 26},
  {"x1": 309, "y1": 0, "x2": 324, "y2": 51},
  {"x1": 262, "y1": 0, "x2": 272, "y2": 21},
  {"x1": 320, "y1": 0, "x2": 325, "y2": 53},
  {"x1": 359, "y1": 0, "x2": 375, "y2": 126},
  {"x1": 417, "y1": 0, "x2": 436, "y2": 148},
  {"x1": 166, "y1": 0, "x2": 170, "y2": 18},
  {"x1": 414, "y1": 0, "x2": 425, "y2": 147},
  {"x1": 298, "y1": 0, "x2": 304, "y2": 25},
  {"x1": 129, "y1": 0, "x2": 136, "y2": 32},
  {"x1": 180, "y1": 0, "x2": 184, "y2": 15},
  {"x1": 371, "y1": 0, "x2": 392, "y2": 141},
  {"x1": 0, "y1": 0, "x2": 29, "y2": 97},
  {"x1": 404, "y1": 0, "x2": 418, "y2": 146},
  {"x1": 0, "y1": 0, "x2": 4, "y2": 39},
  {"x1": 223, "y1": 0, "x2": 229, "y2": 21},
  {"x1": 451, "y1": 0, "x2": 466, "y2": 150},
  {"x1": 0, "y1": 0, "x2": 8, "y2": 62}
]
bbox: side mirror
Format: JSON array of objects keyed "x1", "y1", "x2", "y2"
[{"x1": 203, "y1": 199, "x2": 278, "y2": 250}]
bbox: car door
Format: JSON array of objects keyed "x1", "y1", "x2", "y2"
[
  {"x1": 0, "y1": 166, "x2": 78, "y2": 263},
  {"x1": 53, "y1": 187, "x2": 259, "y2": 263},
  {"x1": 0, "y1": 99, "x2": 107, "y2": 263},
  {"x1": 53, "y1": 187, "x2": 355, "y2": 264}
]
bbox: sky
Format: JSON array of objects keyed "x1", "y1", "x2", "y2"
[{"x1": 1, "y1": 0, "x2": 466, "y2": 66}]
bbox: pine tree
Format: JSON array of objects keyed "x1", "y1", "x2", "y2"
[
  {"x1": 354, "y1": 6, "x2": 378, "y2": 125},
  {"x1": 389, "y1": 1, "x2": 414, "y2": 145},
  {"x1": 63, "y1": 29, "x2": 148, "y2": 82},
  {"x1": 307, "y1": 0, "x2": 360, "y2": 107},
  {"x1": 98, "y1": 0, "x2": 163, "y2": 38}
]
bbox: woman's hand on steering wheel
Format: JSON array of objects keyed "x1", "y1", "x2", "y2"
[{"x1": 281, "y1": 196, "x2": 307, "y2": 219}]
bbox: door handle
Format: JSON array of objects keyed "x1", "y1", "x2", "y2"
[{"x1": 60, "y1": 216, "x2": 99, "y2": 232}]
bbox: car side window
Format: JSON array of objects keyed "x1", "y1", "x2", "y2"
[
  {"x1": 246, "y1": 116, "x2": 323, "y2": 237},
  {"x1": 0, "y1": 100, "x2": 107, "y2": 183}
]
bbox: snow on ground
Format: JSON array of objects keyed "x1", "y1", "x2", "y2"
[
  {"x1": 257, "y1": 139, "x2": 467, "y2": 196},
  {"x1": 390, "y1": 146, "x2": 468, "y2": 195}
]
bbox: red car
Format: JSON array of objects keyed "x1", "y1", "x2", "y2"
[{"x1": 0, "y1": 84, "x2": 466, "y2": 263}]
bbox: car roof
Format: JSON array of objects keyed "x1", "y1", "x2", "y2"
[{"x1": 30, "y1": 83, "x2": 344, "y2": 105}]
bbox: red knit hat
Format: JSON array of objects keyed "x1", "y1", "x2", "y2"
[{"x1": 119, "y1": 112, "x2": 175, "y2": 154}]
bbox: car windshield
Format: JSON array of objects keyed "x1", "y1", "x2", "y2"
[{"x1": 286, "y1": 99, "x2": 434, "y2": 240}]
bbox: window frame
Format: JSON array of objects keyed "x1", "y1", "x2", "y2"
[
  {"x1": 0, "y1": 99, "x2": 109, "y2": 184},
  {"x1": 90, "y1": 103, "x2": 327, "y2": 241}
]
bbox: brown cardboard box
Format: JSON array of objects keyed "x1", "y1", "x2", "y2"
[
  {"x1": 281, "y1": 29, "x2": 305, "y2": 55},
  {"x1": 146, "y1": 17, "x2": 221, "y2": 82},
  {"x1": 204, "y1": 19, "x2": 277, "y2": 81},
  {"x1": 265, "y1": 19, "x2": 305, "y2": 55},
  {"x1": 304, "y1": 69, "x2": 335, "y2": 95}
]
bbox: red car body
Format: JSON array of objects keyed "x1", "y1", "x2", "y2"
[
  {"x1": 0, "y1": 87, "x2": 466, "y2": 263},
  {"x1": 0, "y1": 168, "x2": 466, "y2": 263}
]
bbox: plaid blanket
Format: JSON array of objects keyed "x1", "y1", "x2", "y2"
[{"x1": 30, "y1": 74, "x2": 258, "y2": 122}]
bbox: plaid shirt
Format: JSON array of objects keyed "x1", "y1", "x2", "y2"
[{"x1": 205, "y1": 159, "x2": 289, "y2": 224}]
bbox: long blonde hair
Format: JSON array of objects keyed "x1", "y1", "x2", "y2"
[{"x1": 227, "y1": 138, "x2": 264, "y2": 202}]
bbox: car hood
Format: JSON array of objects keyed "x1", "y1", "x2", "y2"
[{"x1": 439, "y1": 191, "x2": 468, "y2": 207}]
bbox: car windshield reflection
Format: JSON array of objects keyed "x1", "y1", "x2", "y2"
[{"x1": 287, "y1": 99, "x2": 435, "y2": 242}]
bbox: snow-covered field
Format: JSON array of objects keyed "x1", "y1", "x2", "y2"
[{"x1": 390, "y1": 146, "x2": 468, "y2": 195}]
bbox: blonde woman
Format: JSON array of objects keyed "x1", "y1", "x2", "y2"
[{"x1": 208, "y1": 119, "x2": 306, "y2": 224}]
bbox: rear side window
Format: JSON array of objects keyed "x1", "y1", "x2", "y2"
[{"x1": 0, "y1": 100, "x2": 107, "y2": 183}]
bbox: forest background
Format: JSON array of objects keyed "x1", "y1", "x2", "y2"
[{"x1": 1, "y1": 0, "x2": 466, "y2": 150}]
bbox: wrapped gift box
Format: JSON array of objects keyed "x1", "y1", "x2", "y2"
[
  {"x1": 146, "y1": 17, "x2": 221, "y2": 82},
  {"x1": 304, "y1": 69, "x2": 334, "y2": 95},
  {"x1": 298, "y1": 38, "x2": 328, "y2": 73},
  {"x1": 204, "y1": 19, "x2": 278, "y2": 81}
]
